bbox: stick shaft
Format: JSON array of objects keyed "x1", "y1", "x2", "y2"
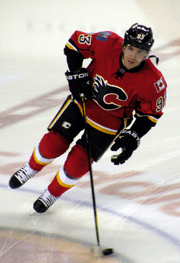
[{"x1": 81, "y1": 94, "x2": 100, "y2": 247}]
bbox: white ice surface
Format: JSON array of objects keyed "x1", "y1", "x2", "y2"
[{"x1": 1, "y1": 0, "x2": 180, "y2": 262}]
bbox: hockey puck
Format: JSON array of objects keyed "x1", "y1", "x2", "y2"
[{"x1": 102, "y1": 248, "x2": 114, "y2": 256}]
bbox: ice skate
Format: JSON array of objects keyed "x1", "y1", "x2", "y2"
[
  {"x1": 9, "y1": 163, "x2": 38, "y2": 189},
  {"x1": 33, "y1": 188, "x2": 58, "y2": 213}
]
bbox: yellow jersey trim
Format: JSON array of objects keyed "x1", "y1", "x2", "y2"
[
  {"x1": 148, "y1": 115, "x2": 158, "y2": 123},
  {"x1": 66, "y1": 41, "x2": 79, "y2": 52},
  {"x1": 136, "y1": 113, "x2": 158, "y2": 124},
  {"x1": 48, "y1": 98, "x2": 72, "y2": 129},
  {"x1": 76, "y1": 103, "x2": 118, "y2": 135}
]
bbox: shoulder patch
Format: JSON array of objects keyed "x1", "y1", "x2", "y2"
[
  {"x1": 154, "y1": 77, "x2": 166, "y2": 93},
  {"x1": 96, "y1": 32, "x2": 111, "y2": 42}
]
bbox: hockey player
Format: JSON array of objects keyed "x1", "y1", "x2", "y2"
[{"x1": 9, "y1": 23, "x2": 167, "y2": 213}]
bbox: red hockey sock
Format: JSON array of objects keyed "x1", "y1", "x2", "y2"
[
  {"x1": 48, "y1": 170, "x2": 72, "y2": 197},
  {"x1": 29, "y1": 130, "x2": 69, "y2": 171},
  {"x1": 48, "y1": 144, "x2": 94, "y2": 197}
]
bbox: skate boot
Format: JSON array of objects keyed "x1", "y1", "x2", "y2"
[
  {"x1": 33, "y1": 188, "x2": 58, "y2": 213},
  {"x1": 9, "y1": 163, "x2": 38, "y2": 189}
]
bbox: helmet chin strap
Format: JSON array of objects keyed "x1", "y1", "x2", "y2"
[{"x1": 148, "y1": 55, "x2": 159, "y2": 65}]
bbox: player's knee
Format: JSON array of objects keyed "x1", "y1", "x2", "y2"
[{"x1": 39, "y1": 130, "x2": 70, "y2": 158}]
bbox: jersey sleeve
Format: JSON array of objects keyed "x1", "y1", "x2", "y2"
[
  {"x1": 64, "y1": 31, "x2": 98, "y2": 61},
  {"x1": 130, "y1": 68, "x2": 167, "y2": 138},
  {"x1": 135, "y1": 73, "x2": 167, "y2": 125},
  {"x1": 64, "y1": 31, "x2": 119, "y2": 70}
]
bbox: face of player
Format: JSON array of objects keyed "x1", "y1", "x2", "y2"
[{"x1": 122, "y1": 44, "x2": 148, "y2": 70}]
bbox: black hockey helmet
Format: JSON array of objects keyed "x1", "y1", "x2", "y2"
[{"x1": 123, "y1": 23, "x2": 154, "y2": 51}]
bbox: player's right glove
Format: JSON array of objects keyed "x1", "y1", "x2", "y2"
[
  {"x1": 111, "y1": 129, "x2": 140, "y2": 165},
  {"x1": 65, "y1": 68, "x2": 92, "y2": 101}
]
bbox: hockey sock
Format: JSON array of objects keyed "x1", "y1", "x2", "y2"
[
  {"x1": 29, "y1": 130, "x2": 70, "y2": 171},
  {"x1": 48, "y1": 167, "x2": 80, "y2": 197},
  {"x1": 48, "y1": 144, "x2": 94, "y2": 197}
]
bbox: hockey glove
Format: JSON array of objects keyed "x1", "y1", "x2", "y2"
[
  {"x1": 111, "y1": 129, "x2": 140, "y2": 165},
  {"x1": 65, "y1": 68, "x2": 92, "y2": 101}
]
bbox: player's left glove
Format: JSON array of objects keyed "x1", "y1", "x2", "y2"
[
  {"x1": 65, "y1": 68, "x2": 92, "y2": 101},
  {"x1": 111, "y1": 129, "x2": 140, "y2": 165}
]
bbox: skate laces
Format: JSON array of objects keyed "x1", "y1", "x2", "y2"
[
  {"x1": 38, "y1": 189, "x2": 58, "y2": 208},
  {"x1": 15, "y1": 164, "x2": 37, "y2": 183}
]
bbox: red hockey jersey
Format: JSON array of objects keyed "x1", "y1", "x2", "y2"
[{"x1": 65, "y1": 31, "x2": 167, "y2": 135}]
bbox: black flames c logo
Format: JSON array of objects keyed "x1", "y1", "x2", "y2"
[{"x1": 92, "y1": 75, "x2": 127, "y2": 110}]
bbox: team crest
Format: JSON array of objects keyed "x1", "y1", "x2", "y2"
[{"x1": 92, "y1": 75, "x2": 127, "y2": 110}]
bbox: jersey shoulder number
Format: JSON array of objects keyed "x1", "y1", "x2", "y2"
[{"x1": 78, "y1": 34, "x2": 92, "y2": 45}]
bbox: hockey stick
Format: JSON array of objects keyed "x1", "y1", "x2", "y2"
[
  {"x1": 80, "y1": 93, "x2": 114, "y2": 257},
  {"x1": 80, "y1": 93, "x2": 100, "y2": 248}
]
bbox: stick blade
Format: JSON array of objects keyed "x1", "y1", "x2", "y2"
[{"x1": 90, "y1": 246, "x2": 101, "y2": 257}]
